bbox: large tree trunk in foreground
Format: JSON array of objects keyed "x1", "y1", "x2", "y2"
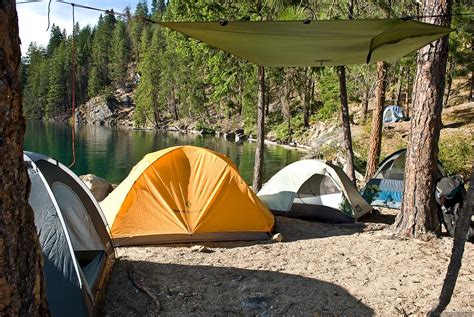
[
  {"x1": 393, "y1": 0, "x2": 452, "y2": 238},
  {"x1": 0, "y1": 1, "x2": 49, "y2": 315},
  {"x1": 429, "y1": 163, "x2": 473, "y2": 316},
  {"x1": 252, "y1": 66, "x2": 265, "y2": 191},
  {"x1": 365, "y1": 62, "x2": 387, "y2": 180},
  {"x1": 337, "y1": 66, "x2": 355, "y2": 184}
]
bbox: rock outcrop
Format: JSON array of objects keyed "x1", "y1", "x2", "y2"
[
  {"x1": 75, "y1": 93, "x2": 134, "y2": 127},
  {"x1": 79, "y1": 174, "x2": 114, "y2": 202}
]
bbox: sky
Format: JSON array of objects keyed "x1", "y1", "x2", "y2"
[{"x1": 17, "y1": 0, "x2": 140, "y2": 55}]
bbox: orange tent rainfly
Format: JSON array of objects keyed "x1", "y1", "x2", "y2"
[{"x1": 101, "y1": 146, "x2": 275, "y2": 245}]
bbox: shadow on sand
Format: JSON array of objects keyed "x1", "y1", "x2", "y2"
[{"x1": 102, "y1": 259, "x2": 374, "y2": 316}]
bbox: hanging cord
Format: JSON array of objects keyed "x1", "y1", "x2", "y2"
[
  {"x1": 68, "y1": 3, "x2": 76, "y2": 168},
  {"x1": 46, "y1": 0, "x2": 52, "y2": 31}
]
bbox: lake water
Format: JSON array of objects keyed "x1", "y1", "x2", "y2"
[{"x1": 24, "y1": 121, "x2": 305, "y2": 185}]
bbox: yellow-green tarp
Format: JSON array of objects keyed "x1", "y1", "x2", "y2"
[
  {"x1": 101, "y1": 146, "x2": 275, "y2": 245},
  {"x1": 159, "y1": 19, "x2": 451, "y2": 67}
]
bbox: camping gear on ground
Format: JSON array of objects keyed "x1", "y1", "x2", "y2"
[
  {"x1": 159, "y1": 19, "x2": 451, "y2": 67},
  {"x1": 362, "y1": 149, "x2": 445, "y2": 209},
  {"x1": 101, "y1": 146, "x2": 275, "y2": 246},
  {"x1": 383, "y1": 105, "x2": 406, "y2": 123},
  {"x1": 24, "y1": 151, "x2": 114, "y2": 317},
  {"x1": 435, "y1": 176, "x2": 473, "y2": 241},
  {"x1": 257, "y1": 160, "x2": 372, "y2": 223}
]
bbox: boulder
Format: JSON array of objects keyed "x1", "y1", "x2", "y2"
[
  {"x1": 79, "y1": 174, "x2": 114, "y2": 202},
  {"x1": 120, "y1": 95, "x2": 133, "y2": 105},
  {"x1": 271, "y1": 233, "x2": 283, "y2": 242},
  {"x1": 190, "y1": 245, "x2": 214, "y2": 253}
]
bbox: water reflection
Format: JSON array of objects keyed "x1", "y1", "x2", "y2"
[{"x1": 24, "y1": 121, "x2": 304, "y2": 184}]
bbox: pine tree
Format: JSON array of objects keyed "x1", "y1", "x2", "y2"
[
  {"x1": 394, "y1": 0, "x2": 452, "y2": 238},
  {"x1": 47, "y1": 42, "x2": 69, "y2": 117},
  {"x1": 110, "y1": 20, "x2": 130, "y2": 87},
  {"x1": 130, "y1": 1, "x2": 149, "y2": 62},
  {"x1": 46, "y1": 24, "x2": 64, "y2": 56},
  {"x1": 89, "y1": 12, "x2": 116, "y2": 96},
  {"x1": 151, "y1": 0, "x2": 158, "y2": 14},
  {"x1": 134, "y1": 27, "x2": 164, "y2": 127}
]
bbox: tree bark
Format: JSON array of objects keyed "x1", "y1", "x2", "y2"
[
  {"x1": 302, "y1": 68, "x2": 310, "y2": 128},
  {"x1": 365, "y1": 61, "x2": 387, "y2": 180},
  {"x1": 252, "y1": 66, "x2": 265, "y2": 192},
  {"x1": 281, "y1": 69, "x2": 291, "y2": 143},
  {"x1": 396, "y1": 66, "x2": 404, "y2": 107},
  {"x1": 429, "y1": 163, "x2": 474, "y2": 316},
  {"x1": 361, "y1": 85, "x2": 370, "y2": 122},
  {"x1": 443, "y1": 57, "x2": 453, "y2": 109},
  {"x1": 393, "y1": 0, "x2": 452, "y2": 238},
  {"x1": 405, "y1": 70, "x2": 412, "y2": 117},
  {"x1": 469, "y1": 71, "x2": 473, "y2": 102},
  {"x1": 0, "y1": 1, "x2": 49, "y2": 315},
  {"x1": 337, "y1": 66, "x2": 356, "y2": 184}
]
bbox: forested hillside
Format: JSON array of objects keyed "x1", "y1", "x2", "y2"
[{"x1": 21, "y1": 0, "x2": 472, "y2": 174}]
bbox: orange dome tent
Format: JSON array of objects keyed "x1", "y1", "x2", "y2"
[{"x1": 101, "y1": 146, "x2": 274, "y2": 245}]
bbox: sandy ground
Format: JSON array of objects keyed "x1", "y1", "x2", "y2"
[{"x1": 102, "y1": 211, "x2": 473, "y2": 316}]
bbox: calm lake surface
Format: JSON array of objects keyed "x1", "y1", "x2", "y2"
[{"x1": 24, "y1": 121, "x2": 305, "y2": 184}]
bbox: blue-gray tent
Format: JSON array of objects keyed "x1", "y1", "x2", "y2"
[
  {"x1": 383, "y1": 105, "x2": 406, "y2": 123},
  {"x1": 362, "y1": 149, "x2": 445, "y2": 209},
  {"x1": 24, "y1": 152, "x2": 115, "y2": 316}
]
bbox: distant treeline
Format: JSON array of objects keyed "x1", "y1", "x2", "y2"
[{"x1": 21, "y1": 0, "x2": 472, "y2": 136}]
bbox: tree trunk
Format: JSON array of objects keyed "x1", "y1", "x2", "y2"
[
  {"x1": 281, "y1": 69, "x2": 291, "y2": 143},
  {"x1": 253, "y1": 66, "x2": 265, "y2": 192},
  {"x1": 443, "y1": 57, "x2": 453, "y2": 109},
  {"x1": 429, "y1": 163, "x2": 474, "y2": 316},
  {"x1": 0, "y1": 1, "x2": 49, "y2": 315},
  {"x1": 396, "y1": 66, "x2": 404, "y2": 107},
  {"x1": 393, "y1": 0, "x2": 452, "y2": 238},
  {"x1": 469, "y1": 71, "x2": 473, "y2": 102},
  {"x1": 361, "y1": 85, "x2": 370, "y2": 122},
  {"x1": 405, "y1": 70, "x2": 412, "y2": 117},
  {"x1": 337, "y1": 66, "x2": 355, "y2": 184},
  {"x1": 365, "y1": 61, "x2": 387, "y2": 180},
  {"x1": 302, "y1": 68, "x2": 310, "y2": 128}
]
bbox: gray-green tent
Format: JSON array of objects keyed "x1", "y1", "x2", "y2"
[
  {"x1": 159, "y1": 19, "x2": 451, "y2": 67},
  {"x1": 257, "y1": 160, "x2": 372, "y2": 223},
  {"x1": 24, "y1": 152, "x2": 114, "y2": 317}
]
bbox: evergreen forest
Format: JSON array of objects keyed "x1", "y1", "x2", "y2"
[{"x1": 20, "y1": 0, "x2": 473, "y2": 176}]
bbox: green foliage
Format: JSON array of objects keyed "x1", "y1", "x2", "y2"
[
  {"x1": 20, "y1": 0, "x2": 473, "y2": 156},
  {"x1": 362, "y1": 184, "x2": 380, "y2": 204},
  {"x1": 110, "y1": 20, "x2": 129, "y2": 87},
  {"x1": 134, "y1": 26, "x2": 165, "y2": 127},
  {"x1": 439, "y1": 135, "x2": 473, "y2": 178},
  {"x1": 273, "y1": 113, "x2": 306, "y2": 143},
  {"x1": 316, "y1": 69, "x2": 340, "y2": 121},
  {"x1": 47, "y1": 42, "x2": 69, "y2": 117}
]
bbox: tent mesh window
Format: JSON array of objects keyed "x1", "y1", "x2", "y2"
[
  {"x1": 380, "y1": 152, "x2": 406, "y2": 180},
  {"x1": 297, "y1": 174, "x2": 340, "y2": 198}
]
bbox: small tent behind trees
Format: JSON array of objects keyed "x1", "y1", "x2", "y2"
[
  {"x1": 101, "y1": 146, "x2": 275, "y2": 245},
  {"x1": 362, "y1": 149, "x2": 445, "y2": 209},
  {"x1": 257, "y1": 160, "x2": 372, "y2": 223},
  {"x1": 383, "y1": 105, "x2": 406, "y2": 123},
  {"x1": 24, "y1": 152, "x2": 114, "y2": 317}
]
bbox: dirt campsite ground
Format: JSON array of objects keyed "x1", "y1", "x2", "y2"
[{"x1": 102, "y1": 210, "x2": 474, "y2": 316}]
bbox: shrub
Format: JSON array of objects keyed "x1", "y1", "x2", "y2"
[{"x1": 439, "y1": 135, "x2": 472, "y2": 178}]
